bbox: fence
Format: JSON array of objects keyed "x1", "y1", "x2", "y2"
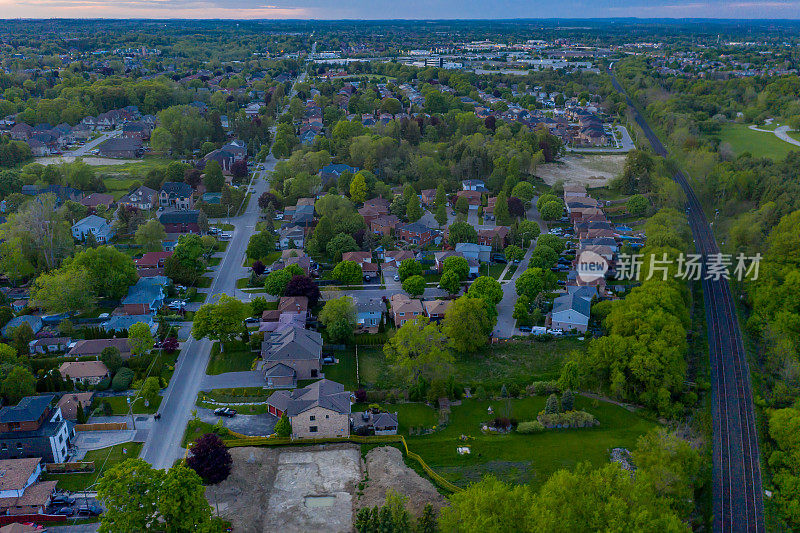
[
  {"x1": 45, "y1": 461, "x2": 94, "y2": 474},
  {"x1": 221, "y1": 433, "x2": 463, "y2": 493},
  {"x1": 75, "y1": 422, "x2": 127, "y2": 431}
]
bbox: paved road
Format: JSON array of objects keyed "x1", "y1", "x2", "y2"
[
  {"x1": 611, "y1": 65, "x2": 764, "y2": 533},
  {"x1": 748, "y1": 122, "x2": 800, "y2": 147}
]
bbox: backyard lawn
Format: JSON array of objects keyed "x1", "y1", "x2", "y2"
[
  {"x1": 206, "y1": 342, "x2": 257, "y2": 375},
  {"x1": 96, "y1": 395, "x2": 162, "y2": 415},
  {"x1": 405, "y1": 396, "x2": 655, "y2": 488},
  {"x1": 42, "y1": 443, "x2": 143, "y2": 492},
  {"x1": 353, "y1": 402, "x2": 438, "y2": 434},
  {"x1": 712, "y1": 123, "x2": 800, "y2": 161}
]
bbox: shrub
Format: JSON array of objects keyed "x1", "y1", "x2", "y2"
[
  {"x1": 102, "y1": 400, "x2": 113, "y2": 416},
  {"x1": 473, "y1": 385, "x2": 487, "y2": 399},
  {"x1": 365, "y1": 390, "x2": 387, "y2": 403},
  {"x1": 526, "y1": 381, "x2": 560, "y2": 396},
  {"x1": 95, "y1": 377, "x2": 111, "y2": 391},
  {"x1": 517, "y1": 420, "x2": 545, "y2": 434},
  {"x1": 537, "y1": 410, "x2": 598, "y2": 429},
  {"x1": 561, "y1": 389, "x2": 575, "y2": 411},
  {"x1": 545, "y1": 393, "x2": 561, "y2": 414},
  {"x1": 355, "y1": 388, "x2": 367, "y2": 403},
  {"x1": 111, "y1": 367, "x2": 135, "y2": 392}
]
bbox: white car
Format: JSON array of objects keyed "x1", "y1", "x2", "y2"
[{"x1": 393, "y1": 275, "x2": 400, "y2": 282}]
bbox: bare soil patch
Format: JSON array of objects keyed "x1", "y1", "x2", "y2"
[
  {"x1": 536, "y1": 154, "x2": 626, "y2": 187},
  {"x1": 358, "y1": 446, "x2": 446, "y2": 516}
]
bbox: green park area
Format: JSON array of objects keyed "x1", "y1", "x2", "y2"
[{"x1": 714, "y1": 123, "x2": 800, "y2": 161}]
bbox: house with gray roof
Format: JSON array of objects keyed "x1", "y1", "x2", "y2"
[
  {"x1": 120, "y1": 276, "x2": 169, "y2": 315},
  {"x1": 266, "y1": 379, "x2": 351, "y2": 438},
  {"x1": 1, "y1": 316, "x2": 43, "y2": 339},
  {"x1": 549, "y1": 291, "x2": 592, "y2": 333},
  {"x1": 159, "y1": 182, "x2": 193, "y2": 209},
  {"x1": 101, "y1": 315, "x2": 157, "y2": 335},
  {"x1": 261, "y1": 327, "x2": 323, "y2": 387},
  {"x1": 351, "y1": 410, "x2": 399, "y2": 436},
  {"x1": 0, "y1": 394, "x2": 72, "y2": 463},
  {"x1": 71, "y1": 215, "x2": 115, "y2": 243},
  {"x1": 455, "y1": 242, "x2": 492, "y2": 262}
]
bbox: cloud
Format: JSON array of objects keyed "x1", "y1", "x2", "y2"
[{"x1": 2, "y1": 0, "x2": 311, "y2": 18}]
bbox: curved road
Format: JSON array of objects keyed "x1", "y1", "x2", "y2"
[{"x1": 610, "y1": 67, "x2": 764, "y2": 533}]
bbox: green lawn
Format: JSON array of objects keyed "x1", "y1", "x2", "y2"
[
  {"x1": 42, "y1": 443, "x2": 143, "y2": 492},
  {"x1": 96, "y1": 395, "x2": 162, "y2": 415},
  {"x1": 206, "y1": 342, "x2": 257, "y2": 375},
  {"x1": 323, "y1": 352, "x2": 359, "y2": 390},
  {"x1": 183, "y1": 420, "x2": 216, "y2": 447},
  {"x1": 488, "y1": 263, "x2": 506, "y2": 279},
  {"x1": 196, "y1": 389, "x2": 271, "y2": 415},
  {"x1": 406, "y1": 396, "x2": 655, "y2": 488},
  {"x1": 713, "y1": 123, "x2": 800, "y2": 161},
  {"x1": 353, "y1": 402, "x2": 438, "y2": 433}
]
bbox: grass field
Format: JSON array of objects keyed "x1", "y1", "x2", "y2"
[
  {"x1": 405, "y1": 396, "x2": 655, "y2": 487},
  {"x1": 353, "y1": 402, "x2": 439, "y2": 433},
  {"x1": 206, "y1": 342, "x2": 257, "y2": 375},
  {"x1": 714, "y1": 123, "x2": 800, "y2": 161},
  {"x1": 42, "y1": 443, "x2": 143, "y2": 492},
  {"x1": 97, "y1": 395, "x2": 162, "y2": 415},
  {"x1": 183, "y1": 420, "x2": 216, "y2": 447}
]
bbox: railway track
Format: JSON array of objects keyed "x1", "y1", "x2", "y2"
[{"x1": 610, "y1": 67, "x2": 765, "y2": 533}]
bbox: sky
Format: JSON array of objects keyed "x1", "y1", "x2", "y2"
[{"x1": 3, "y1": 0, "x2": 800, "y2": 20}]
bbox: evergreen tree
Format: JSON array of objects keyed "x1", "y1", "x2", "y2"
[
  {"x1": 494, "y1": 191, "x2": 511, "y2": 226},
  {"x1": 545, "y1": 393, "x2": 560, "y2": 414},
  {"x1": 562, "y1": 389, "x2": 575, "y2": 412}
]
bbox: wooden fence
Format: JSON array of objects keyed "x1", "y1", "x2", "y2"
[
  {"x1": 75, "y1": 422, "x2": 127, "y2": 431},
  {"x1": 45, "y1": 461, "x2": 94, "y2": 474}
]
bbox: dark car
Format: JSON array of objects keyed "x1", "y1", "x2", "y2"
[
  {"x1": 51, "y1": 494, "x2": 75, "y2": 505},
  {"x1": 214, "y1": 407, "x2": 236, "y2": 417},
  {"x1": 518, "y1": 325, "x2": 533, "y2": 332},
  {"x1": 491, "y1": 254, "x2": 507, "y2": 264},
  {"x1": 54, "y1": 506, "x2": 75, "y2": 516},
  {"x1": 76, "y1": 505, "x2": 103, "y2": 516}
]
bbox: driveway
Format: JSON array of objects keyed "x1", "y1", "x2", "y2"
[
  {"x1": 197, "y1": 407, "x2": 277, "y2": 437},
  {"x1": 201, "y1": 371, "x2": 266, "y2": 389}
]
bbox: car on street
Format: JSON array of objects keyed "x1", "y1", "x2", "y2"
[
  {"x1": 214, "y1": 407, "x2": 237, "y2": 417},
  {"x1": 393, "y1": 274, "x2": 400, "y2": 281},
  {"x1": 167, "y1": 300, "x2": 186, "y2": 310}
]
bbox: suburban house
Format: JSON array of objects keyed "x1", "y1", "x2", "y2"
[
  {"x1": 278, "y1": 226, "x2": 305, "y2": 250},
  {"x1": 389, "y1": 294, "x2": 424, "y2": 327},
  {"x1": 370, "y1": 215, "x2": 400, "y2": 236},
  {"x1": 261, "y1": 327, "x2": 323, "y2": 388},
  {"x1": 356, "y1": 299, "x2": 384, "y2": 333},
  {"x1": 97, "y1": 137, "x2": 143, "y2": 158},
  {"x1": 58, "y1": 361, "x2": 110, "y2": 386},
  {"x1": 119, "y1": 186, "x2": 158, "y2": 210},
  {"x1": 57, "y1": 392, "x2": 94, "y2": 421},
  {"x1": 461, "y1": 179, "x2": 487, "y2": 191},
  {"x1": 420, "y1": 189, "x2": 437, "y2": 207},
  {"x1": 122, "y1": 121, "x2": 152, "y2": 140},
  {"x1": 382, "y1": 250, "x2": 414, "y2": 269},
  {"x1": 363, "y1": 197, "x2": 390, "y2": 212},
  {"x1": 563, "y1": 184, "x2": 587, "y2": 199},
  {"x1": 319, "y1": 163, "x2": 359, "y2": 187},
  {"x1": 358, "y1": 205, "x2": 388, "y2": 226},
  {"x1": 396, "y1": 222, "x2": 434, "y2": 246},
  {"x1": 0, "y1": 395, "x2": 71, "y2": 463},
  {"x1": 266, "y1": 379, "x2": 351, "y2": 439},
  {"x1": 119, "y1": 276, "x2": 169, "y2": 315},
  {"x1": 549, "y1": 290, "x2": 593, "y2": 333},
  {"x1": 455, "y1": 242, "x2": 492, "y2": 262},
  {"x1": 101, "y1": 315, "x2": 157, "y2": 335},
  {"x1": 79, "y1": 193, "x2": 114, "y2": 210},
  {"x1": 159, "y1": 182, "x2": 194, "y2": 209},
  {"x1": 434, "y1": 250, "x2": 462, "y2": 272},
  {"x1": 423, "y1": 299, "x2": 452, "y2": 323},
  {"x1": 134, "y1": 251, "x2": 173, "y2": 277},
  {"x1": 478, "y1": 226, "x2": 510, "y2": 248},
  {"x1": 341, "y1": 252, "x2": 372, "y2": 265},
  {"x1": 71, "y1": 215, "x2": 115, "y2": 243},
  {"x1": 28, "y1": 337, "x2": 70, "y2": 355},
  {"x1": 1, "y1": 316, "x2": 43, "y2": 339},
  {"x1": 158, "y1": 210, "x2": 201, "y2": 234},
  {"x1": 0, "y1": 457, "x2": 58, "y2": 516},
  {"x1": 67, "y1": 338, "x2": 132, "y2": 359},
  {"x1": 351, "y1": 411, "x2": 399, "y2": 436}
]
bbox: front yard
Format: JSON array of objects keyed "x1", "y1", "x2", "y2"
[
  {"x1": 206, "y1": 342, "x2": 258, "y2": 375},
  {"x1": 42, "y1": 443, "x2": 143, "y2": 492},
  {"x1": 96, "y1": 395, "x2": 162, "y2": 415}
]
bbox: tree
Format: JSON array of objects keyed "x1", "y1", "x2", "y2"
[
  {"x1": 192, "y1": 295, "x2": 248, "y2": 345},
  {"x1": 319, "y1": 296, "x2": 357, "y2": 343},
  {"x1": 443, "y1": 255, "x2": 469, "y2": 280},
  {"x1": 438, "y1": 475, "x2": 534, "y2": 532},
  {"x1": 128, "y1": 322, "x2": 155, "y2": 357},
  {"x1": 285, "y1": 275, "x2": 321, "y2": 306},
  {"x1": 70, "y1": 246, "x2": 138, "y2": 300},
  {"x1": 97, "y1": 459, "x2": 163, "y2": 532},
  {"x1": 513, "y1": 294, "x2": 531, "y2": 324},
  {"x1": 326, "y1": 233, "x2": 358, "y2": 262},
  {"x1": 406, "y1": 194, "x2": 423, "y2": 222},
  {"x1": 515, "y1": 267, "x2": 553, "y2": 300},
  {"x1": 112, "y1": 367, "x2": 135, "y2": 391},
  {"x1": 507, "y1": 196, "x2": 525, "y2": 219},
  {"x1": 537, "y1": 233, "x2": 565, "y2": 253},
  {"x1": 504, "y1": 245, "x2": 524, "y2": 262},
  {"x1": 383, "y1": 317, "x2": 452, "y2": 384},
  {"x1": 263, "y1": 268, "x2": 293, "y2": 296},
  {"x1": 2, "y1": 367, "x2": 35, "y2": 403},
  {"x1": 511, "y1": 181, "x2": 535, "y2": 202},
  {"x1": 31, "y1": 266, "x2": 95, "y2": 314},
  {"x1": 258, "y1": 191, "x2": 279, "y2": 211},
  {"x1": 157, "y1": 461, "x2": 215, "y2": 531},
  {"x1": 0, "y1": 241, "x2": 34, "y2": 284},
  {"x1": 435, "y1": 185, "x2": 447, "y2": 208},
  {"x1": 140, "y1": 377, "x2": 161, "y2": 406},
  {"x1": 246, "y1": 231, "x2": 276, "y2": 261},
  {"x1": 349, "y1": 172, "x2": 367, "y2": 203},
  {"x1": 514, "y1": 220, "x2": 540, "y2": 247},
  {"x1": 1, "y1": 193, "x2": 73, "y2": 271},
  {"x1": 402, "y1": 275, "x2": 426, "y2": 297},
  {"x1": 468, "y1": 276, "x2": 503, "y2": 307},
  {"x1": 435, "y1": 204, "x2": 448, "y2": 227},
  {"x1": 331, "y1": 260, "x2": 363, "y2": 285},
  {"x1": 135, "y1": 219, "x2": 167, "y2": 252},
  {"x1": 275, "y1": 414, "x2": 292, "y2": 437},
  {"x1": 442, "y1": 296, "x2": 494, "y2": 352},
  {"x1": 11, "y1": 322, "x2": 34, "y2": 356},
  {"x1": 536, "y1": 193, "x2": 560, "y2": 212},
  {"x1": 455, "y1": 196, "x2": 469, "y2": 215},
  {"x1": 202, "y1": 160, "x2": 224, "y2": 192},
  {"x1": 101, "y1": 347, "x2": 124, "y2": 373},
  {"x1": 440, "y1": 269, "x2": 462, "y2": 295},
  {"x1": 0, "y1": 343, "x2": 17, "y2": 364},
  {"x1": 448, "y1": 221, "x2": 478, "y2": 246},
  {"x1": 398, "y1": 258, "x2": 423, "y2": 281},
  {"x1": 627, "y1": 194, "x2": 649, "y2": 216},
  {"x1": 187, "y1": 433, "x2": 232, "y2": 485},
  {"x1": 539, "y1": 200, "x2": 564, "y2": 221},
  {"x1": 494, "y1": 191, "x2": 511, "y2": 225}
]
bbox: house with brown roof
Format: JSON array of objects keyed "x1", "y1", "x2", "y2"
[
  {"x1": 67, "y1": 338, "x2": 132, "y2": 359},
  {"x1": 371, "y1": 215, "x2": 400, "y2": 236},
  {"x1": 56, "y1": 392, "x2": 94, "y2": 421},
  {"x1": 478, "y1": 226, "x2": 510, "y2": 248},
  {"x1": 363, "y1": 197, "x2": 390, "y2": 212},
  {"x1": 383, "y1": 250, "x2": 414, "y2": 268},
  {"x1": 455, "y1": 190, "x2": 482, "y2": 209},
  {"x1": 389, "y1": 294, "x2": 424, "y2": 327},
  {"x1": 28, "y1": 337, "x2": 70, "y2": 355},
  {"x1": 358, "y1": 205, "x2": 387, "y2": 226},
  {"x1": 135, "y1": 251, "x2": 173, "y2": 277},
  {"x1": 341, "y1": 252, "x2": 372, "y2": 265},
  {"x1": 420, "y1": 189, "x2": 438, "y2": 207},
  {"x1": 266, "y1": 379, "x2": 351, "y2": 438},
  {"x1": 79, "y1": 193, "x2": 114, "y2": 210},
  {"x1": 0, "y1": 458, "x2": 57, "y2": 516},
  {"x1": 59, "y1": 361, "x2": 110, "y2": 386},
  {"x1": 423, "y1": 299, "x2": 452, "y2": 323},
  {"x1": 396, "y1": 222, "x2": 434, "y2": 246}
]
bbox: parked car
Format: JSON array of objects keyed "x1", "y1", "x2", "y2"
[
  {"x1": 76, "y1": 505, "x2": 103, "y2": 517},
  {"x1": 51, "y1": 494, "x2": 75, "y2": 505},
  {"x1": 54, "y1": 506, "x2": 74, "y2": 516},
  {"x1": 518, "y1": 325, "x2": 533, "y2": 332},
  {"x1": 393, "y1": 274, "x2": 400, "y2": 282},
  {"x1": 214, "y1": 407, "x2": 237, "y2": 417},
  {"x1": 245, "y1": 317, "x2": 259, "y2": 324},
  {"x1": 491, "y1": 254, "x2": 507, "y2": 264},
  {"x1": 322, "y1": 356, "x2": 335, "y2": 364}
]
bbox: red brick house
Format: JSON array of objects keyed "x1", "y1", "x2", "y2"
[
  {"x1": 396, "y1": 222, "x2": 434, "y2": 246},
  {"x1": 478, "y1": 226, "x2": 510, "y2": 247},
  {"x1": 158, "y1": 210, "x2": 201, "y2": 234},
  {"x1": 135, "y1": 251, "x2": 173, "y2": 277}
]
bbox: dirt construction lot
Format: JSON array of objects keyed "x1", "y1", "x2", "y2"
[
  {"x1": 536, "y1": 154, "x2": 626, "y2": 188},
  {"x1": 210, "y1": 445, "x2": 361, "y2": 533}
]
